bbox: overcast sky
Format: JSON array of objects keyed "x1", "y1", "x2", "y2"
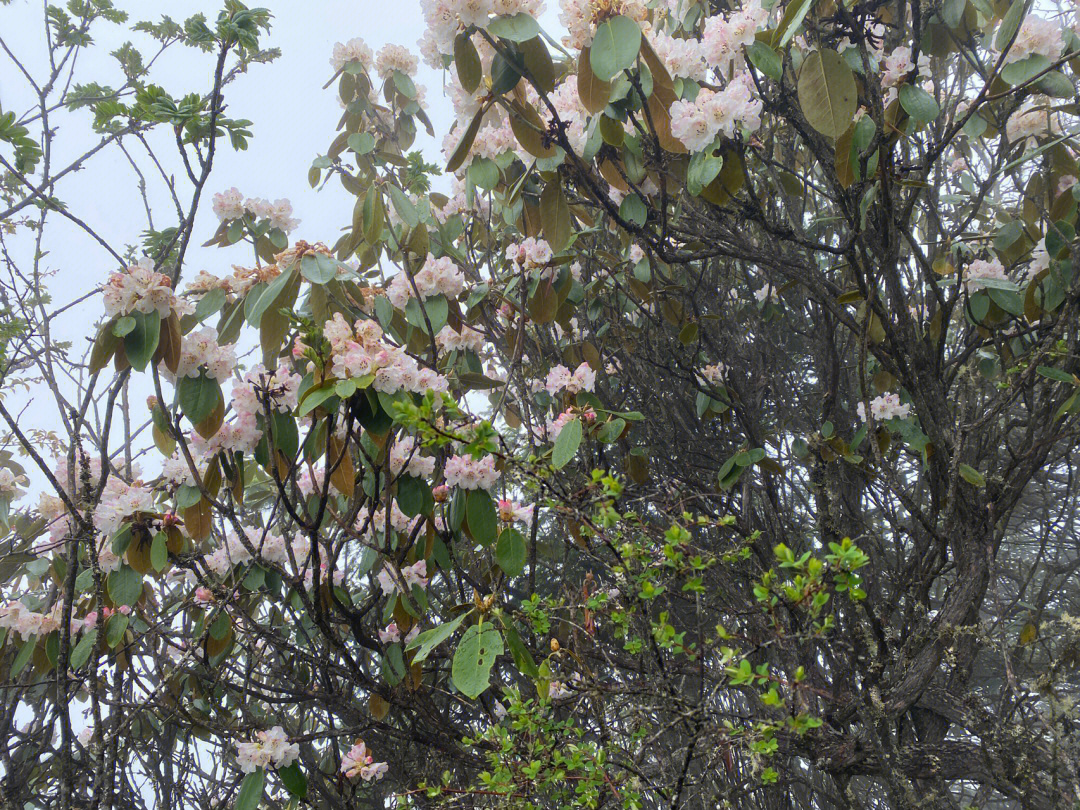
[{"x1": 2, "y1": 0, "x2": 500, "y2": 461}]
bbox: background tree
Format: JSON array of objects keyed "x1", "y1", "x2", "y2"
[{"x1": 1, "y1": 0, "x2": 1079, "y2": 808}]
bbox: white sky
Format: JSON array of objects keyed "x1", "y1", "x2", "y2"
[{"x1": 1, "y1": 0, "x2": 464, "y2": 462}]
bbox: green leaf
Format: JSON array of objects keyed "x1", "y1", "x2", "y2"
[
  {"x1": 178, "y1": 372, "x2": 222, "y2": 425},
  {"x1": 496, "y1": 528, "x2": 527, "y2": 577},
  {"x1": 392, "y1": 69, "x2": 416, "y2": 98},
  {"x1": 296, "y1": 383, "x2": 338, "y2": 417},
  {"x1": 488, "y1": 12, "x2": 540, "y2": 42},
  {"x1": 958, "y1": 463, "x2": 986, "y2": 487},
  {"x1": 176, "y1": 484, "x2": 202, "y2": 510},
  {"x1": 397, "y1": 475, "x2": 431, "y2": 518},
  {"x1": 747, "y1": 41, "x2": 783, "y2": 81},
  {"x1": 405, "y1": 294, "x2": 449, "y2": 334},
  {"x1": 194, "y1": 288, "x2": 226, "y2": 324},
  {"x1": 774, "y1": 0, "x2": 816, "y2": 48},
  {"x1": 278, "y1": 762, "x2": 307, "y2": 798},
  {"x1": 11, "y1": 636, "x2": 35, "y2": 677},
  {"x1": 106, "y1": 613, "x2": 129, "y2": 647},
  {"x1": 466, "y1": 489, "x2": 498, "y2": 546},
  {"x1": 151, "y1": 532, "x2": 168, "y2": 572},
  {"x1": 69, "y1": 629, "x2": 98, "y2": 670},
  {"x1": 123, "y1": 310, "x2": 160, "y2": 372},
  {"x1": 499, "y1": 617, "x2": 538, "y2": 677},
  {"x1": 347, "y1": 131, "x2": 376, "y2": 154},
  {"x1": 552, "y1": 418, "x2": 582, "y2": 469},
  {"x1": 112, "y1": 315, "x2": 136, "y2": 337},
  {"x1": 590, "y1": 16, "x2": 642, "y2": 82},
  {"x1": 388, "y1": 184, "x2": 419, "y2": 228},
  {"x1": 247, "y1": 265, "x2": 296, "y2": 327},
  {"x1": 597, "y1": 417, "x2": 625, "y2": 444},
  {"x1": 898, "y1": 84, "x2": 939, "y2": 122},
  {"x1": 235, "y1": 769, "x2": 265, "y2": 810},
  {"x1": 107, "y1": 566, "x2": 142, "y2": 607},
  {"x1": 407, "y1": 613, "x2": 467, "y2": 664},
  {"x1": 797, "y1": 49, "x2": 857, "y2": 138},
  {"x1": 995, "y1": 0, "x2": 1028, "y2": 52},
  {"x1": 1001, "y1": 53, "x2": 1050, "y2": 86},
  {"x1": 1036, "y1": 365, "x2": 1078, "y2": 384},
  {"x1": 300, "y1": 253, "x2": 339, "y2": 285},
  {"x1": 454, "y1": 32, "x2": 482, "y2": 93},
  {"x1": 451, "y1": 621, "x2": 503, "y2": 699}
]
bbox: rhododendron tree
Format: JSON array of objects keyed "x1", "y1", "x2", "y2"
[{"x1": 2, "y1": 0, "x2": 1080, "y2": 808}]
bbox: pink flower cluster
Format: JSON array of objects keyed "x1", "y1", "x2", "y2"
[
  {"x1": 389, "y1": 436, "x2": 437, "y2": 479},
  {"x1": 420, "y1": 0, "x2": 546, "y2": 57},
  {"x1": 700, "y1": 1, "x2": 769, "y2": 72},
  {"x1": 232, "y1": 363, "x2": 303, "y2": 417},
  {"x1": 0, "y1": 468, "x2": 27, "y2": 500},
  {"x1": 698, "y1": 362, "x2": 727, "y2": 386},
  {"x1": 669, "y1": 74, "x2": 762, "y2": 153},
  {"x1": 236, "y1": 726, "x2": 300, "y2": 773},
  {"x1": 545, "y1": 409, "x2": 577, "y2": 440},
  {"x1": 376, "y1": 43, "x2": 418, "y2": 79},
  {"x1": 559, "y1": 0, "x2": 648, "y2": 50},
  {"x1": 167, "y1": 327, "x2": 236, "y2": 382},
  {"x1": 964, "y1": 258, "x2": 1008, "y2": 292},
  {"x1": 331, "y1": 37, "x2": 373, "y2": 72},
  {"x1": 92, "y1": 478, "x2": 155, "y2": 537},
  {"x1": 379, "y1": 621, "x2": 420, "y2": 644},
  {"x1": 376, "y1": 559, "x2": 429, "y2": 594},
  {"x1": 436, "y1": 324, "x2": 487, "y2": 354},
  {"x1": 505, "y1": 237, "x2": 553, "y2": 269},
  {"x1": 323, "y1": 314, "x2": 448, "y2": 396},
  {"x1": 497, "y1": 499, "x2": 534, "y2": 525},
  {"x1": 544, "y1": 362, "x2": 596, "y2": 395},
  {"x1": 650, "y1": 30, "x2": 707, "y2": 81},
  {"x1": 1006, "y1": 96, "x2": 1061, "y2": 144},
  {"x1": 857, "y1": 393, "x2": 911, "y2": 423},
  {"x1": 211, "y1": 188, "x2": 299, "y2": 233},
  {"x1": 881, "y1": 46, "x2": 929, "y2": 89},
  {"x1": 103, "y1": 257, "x2": 191, "y2": 319},
  {"x1": 0, "y1": 600, "x2": 60, "y2": 640},
  {"x1": 444, "y1": 454, "x2": 499, "y2": 490},
  {"x1": 385, "y1": 255, "x2": 466, "y2": 309},
  {"x1": 340, "y1": 740, "x2": 388, "y2": 782},
  {"x1": 1004, "y1": 16, "x2": 1062, "y2": 64}
]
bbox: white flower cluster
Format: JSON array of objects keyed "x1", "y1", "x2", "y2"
[
  {"x1": 435, "y1": 324, "x2": 487, "y2": 354},
  {"x1": 385, "y1": 255, "x2": 466, "y2": 309},
  {"x1": 964, "y1": 258, "x2": 1008, "y2": 292},
  {"x1": 420, "y1": 0, "x2": 546, "y2": 58},
  {"x1": 167, "y1": 327, "x2": 236, "y2": 382},
  {"x1": 669, "y1": 74, "x2": 763, "y2": 153},
  {"x1": 92, "y1": 478, "x2": 155, "y2": 538},
  {"x1": 103, "y1": 257, "x2": 192, "y2": 319},
  {"x1": 205, "y1": 529, "x2": 312, "y2": 578},
  {"x1": 0, "y1": 600, "x2": 61, "y2": 640},
  {"x1": 376, "y1": 559, "x2": 429, "y2": 594},
  {"x1": 235, "y1": 726, "x2": 300, "y2": 773},
  {"x1": 0, "y1": 468, "x2": 27, "y2": 500},
  {"x1": 857, "y1": 393, "x2": 911, "y2": 423},
  {"x1": 331, "y1": 37, "x2": 373, "y2": 72},
  {"x1": 389, "y1": 436, "x2": 437, "y2": 479},
  {"x1": 544, "y1": 362, "x2": 596, "y2": 396},
  {"x1": 340, "y1": 740, "x2": 388, "y2": 782},
  {"x1": 211, "y1": 188, "x2": 299, "y2": 233},
  {"x1": 505, "y1": 238, "x2": 553, "y2": 269},
  {"x1": 324, "y1": 313, "x2": 448, "y2": 396},
  {"x1": 444, "y1": 454, "x2": 499, "y2": 491}
]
